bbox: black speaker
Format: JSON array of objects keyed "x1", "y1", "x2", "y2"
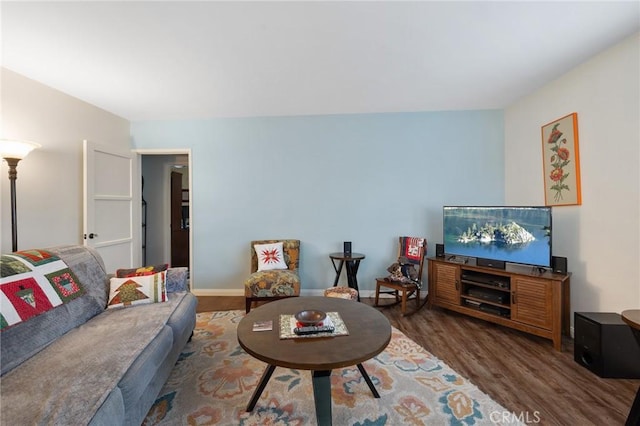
[
  {"x1": 435, "y1": 243, "x2": 445, "y2": 257},
  {"x1": 552, "y1": 256, "x2": 568, "y2": 274},
  {"x1": 574, "y1": 312, "x2": 640, "y2": 378},
  {"x1": 343, "y1": 241, "x2": 352, "y2": 256}
]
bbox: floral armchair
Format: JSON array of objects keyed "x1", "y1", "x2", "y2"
[{"x1": 244, "y1": 239, "x2": 300, "y2": 313}]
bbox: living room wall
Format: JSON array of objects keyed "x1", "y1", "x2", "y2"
[
  {"x1": 131, "y1": 111, "x2": 505, "y2": 294},
  {"x1": 3, "y1": 30, "x2": 636, "y2": 309},
  {"x1": 504, "y1": 33, "x2": 640, "y2": 313},
  {"x1": 0, "y1": 66, "x2": 505, "y2": 295},
  {"x1": 0, "y1": 68, "x2": 130, "y2": 252}
]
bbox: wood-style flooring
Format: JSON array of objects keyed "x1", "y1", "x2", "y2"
[{"x1": 196, "y1": 296, "x2": 638, "y2": 426}]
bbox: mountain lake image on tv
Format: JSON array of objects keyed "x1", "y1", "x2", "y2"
[{"x1": 443, "y1": 206, "x2": 552, "y2": 268}]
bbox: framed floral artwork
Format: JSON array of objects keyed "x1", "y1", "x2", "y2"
[{"x1": 541, "y1": 113, "x2": 582, "y2": 206}]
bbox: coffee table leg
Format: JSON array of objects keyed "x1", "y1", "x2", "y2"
[
  {"x1": 312, "y1": 370, "x2": 332, "y2": 425},
  {"x1": 246, "y1": 364, "x2": 276, "y2": 412},
  {"x1": 357, "y1": 363, "x2": 380, "y2": 398}
]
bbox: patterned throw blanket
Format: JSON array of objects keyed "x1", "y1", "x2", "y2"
[
  {"x1": 400, "y1": 237, "x2": 425, "y2": 265},
  {"x1": 1, "y1": 249, "x2": 85, "y2": 330}
]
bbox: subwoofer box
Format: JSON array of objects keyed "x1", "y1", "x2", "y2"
[{"x1": 574, "y1": 312, "x2": 640, "y2": 378}]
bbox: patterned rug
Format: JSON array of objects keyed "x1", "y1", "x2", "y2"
[{"x1": 143, "y1": 310, "x2": 521, "y2": 425}]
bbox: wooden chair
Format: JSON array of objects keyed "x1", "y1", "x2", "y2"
[
  {"x1": 244, "y1": 239, "x2": 300, "y2": 313},
  {"x1": 374, "y1": 237, "x2": 428, "y2": 316}
]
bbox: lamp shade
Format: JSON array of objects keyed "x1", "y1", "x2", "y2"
[{"x1": 0, "y1": 139, "x2": 41, "y2": 160}]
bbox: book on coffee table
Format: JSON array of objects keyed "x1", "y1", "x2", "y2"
[{"x1": 252, "y1": 320, "x2": 273, "y2": 332}]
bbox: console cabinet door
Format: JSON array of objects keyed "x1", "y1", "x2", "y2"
[
  {"x1": 433, "y1": 262, "x2": 460, "y2": 305},
  {"x1": 511, "y1": 277, "x2": 552, "y2": 330}
]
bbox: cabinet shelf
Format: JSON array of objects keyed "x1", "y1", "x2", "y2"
[
  {"x1": 461, "y1": 300, "x2": 511, "y2": 318},
  {"x1": 460, "y1": 280, "x2": 510, "y2": 293},
  {"x1": 428, "y1": 257, "x2": 571, "y2": 351},
  {"x1": 461, "y1": 294, "x2": 510, "y2": 310}
]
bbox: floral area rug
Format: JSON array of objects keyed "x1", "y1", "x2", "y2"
[{"x1": 144, "y1": 310, "x2": 522, "y2": 425}]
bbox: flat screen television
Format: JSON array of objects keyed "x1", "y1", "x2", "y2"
[{"x1": 443, "y1": 206, "x2": 552, "y2": 268}]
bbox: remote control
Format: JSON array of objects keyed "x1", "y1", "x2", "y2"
[{"x1": 294, "y1": 325, "x2": 335, "y2": 335}]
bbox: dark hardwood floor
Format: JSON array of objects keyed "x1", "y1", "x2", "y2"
[{"x1": 196, "y1": 296, "x2": 638, "y2": 425}]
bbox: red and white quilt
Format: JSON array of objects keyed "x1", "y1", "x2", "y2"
[
  {"x1": 0, "y1": 249, "x2": 84, "y2": 330},
  {"x1": 400, "y1": 237, "x2": 426, "y2": 264}
]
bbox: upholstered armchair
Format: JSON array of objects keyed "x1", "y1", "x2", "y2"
[{"x1": 244, "y1": 239, "x2": 301, "y2": 313}]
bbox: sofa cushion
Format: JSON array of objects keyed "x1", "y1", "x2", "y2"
[
  {"x1": 0, "y1": 245, "x2": 108, "y2": 375},
  {"x1": 166, "y1": 267, "x2": 189, "y2": 293},
  {"x1": 244, "y1": 269, "x2": 300, "y2": 297},
  {"x1": 88, "y1": 387, "x2": 125, "y2": 426},
  {"x1": 0, "y1": 291, "x2": 189, "y2": 425},
  {"x1": 117, "y1": 326, "x2": 173, "y2": 410},
  {"x1": 124, "y1": 293, "x2": 196, "y2": 425},
  {"x1": 165, "y1": 292, "x2": 197, "y2": 347}
]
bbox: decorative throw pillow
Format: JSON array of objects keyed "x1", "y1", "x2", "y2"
[
  {"x1": 254, "y1": 242, "x2": 288, "y2": 271},
  {"x1": 115, "y1": 263, "x2": 168, "y2": 278},
  {"x1": 107, "y1": 271, "x2": 167, "y2": 309}
]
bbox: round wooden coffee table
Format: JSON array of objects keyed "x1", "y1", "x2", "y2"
[{"x1": 237, "y1": 296, "x2": 391, "y2": 425}]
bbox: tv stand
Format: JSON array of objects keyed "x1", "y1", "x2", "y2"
[{"x1": 427, "y1": 257, "x2": 571, "y2": 351}]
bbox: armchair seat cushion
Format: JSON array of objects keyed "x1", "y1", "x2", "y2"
[{"x1": 244, "y1": 270, "x2": 300, "y2": 297}]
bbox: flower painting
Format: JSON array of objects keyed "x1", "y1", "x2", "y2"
[{"x1": 541, "y1": 113, "x2": 582, "y2": 206}]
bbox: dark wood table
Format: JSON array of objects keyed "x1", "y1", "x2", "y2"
[
  {"x1": 622, "y1": 309, "x2": 640, "y2": 426},
  {"x1": 329, "y1": 252, "x2": 365, "y2": 301},
  {"x1": 237, "y1": 296, "x2": 391, "y2": 425}
]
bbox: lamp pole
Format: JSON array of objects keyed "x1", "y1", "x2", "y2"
[
  {"x1": 1, "y1": 139, "x2": 40, "y2": 252},
  {"x1": 5, "y1": 158, "x2": 20, "y2": 252}
]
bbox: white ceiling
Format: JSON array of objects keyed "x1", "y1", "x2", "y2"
[{"x1": 2, "y1": 1, "x2": 639, "y2": 121}]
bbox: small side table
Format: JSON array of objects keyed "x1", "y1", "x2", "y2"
[{"x1": 329, "y1": 252, "x2": 365, "y2": 301}]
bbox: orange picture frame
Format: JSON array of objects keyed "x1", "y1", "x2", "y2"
[{"x1": 541, "y1": 113, "x2": 582, "y2": 206}]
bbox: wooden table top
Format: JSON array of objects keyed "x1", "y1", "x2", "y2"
[
  {"x1": 237, "y1": 297, "x2": 391, "y2": 370},
  {"x1": 622, "y1": 310, "x2": 640, "y2": 330},
  {"x1": 329, "y1": 252, "x2": 366, "y2": 261}
]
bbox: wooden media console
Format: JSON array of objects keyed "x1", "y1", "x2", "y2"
[{"x1": 427, "y1": 256, "x2": 571, "y2": 351}]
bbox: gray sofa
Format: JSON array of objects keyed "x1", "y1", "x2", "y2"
[{"x1": 0, "y1": 245, "x2": 197, "y2": 425}]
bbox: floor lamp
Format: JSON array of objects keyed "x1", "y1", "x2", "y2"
[{"x1": 0, "y1": 139, "x2": 41, "y2": 252}]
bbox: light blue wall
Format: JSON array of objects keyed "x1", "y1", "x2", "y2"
[{"x1": 132, "y1": 110, "x2": 504, "y2": 293}]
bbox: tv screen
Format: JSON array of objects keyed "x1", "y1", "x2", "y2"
[{"x1": 443, "y1": 206, "x2": 552, "y2": 268}]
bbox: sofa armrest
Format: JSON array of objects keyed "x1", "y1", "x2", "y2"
[{"x1": 167, "y1": 267, "x2": 189, "y2": 293}]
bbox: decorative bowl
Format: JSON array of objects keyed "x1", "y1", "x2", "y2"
[{"x1": 295, "y1": 310, "x2": 327, "y2": 326}]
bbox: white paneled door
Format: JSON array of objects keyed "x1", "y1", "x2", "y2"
[{"x1": 83, "y1": 140, "x2": 138, "y2": 273}]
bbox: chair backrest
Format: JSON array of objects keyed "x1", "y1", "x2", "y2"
[
  {"x1": 250, "y1": 239, "x2": 300, "y2": 273},
  {"x1": 397, "y1": 237, "x2": 427, "y2": 280}
]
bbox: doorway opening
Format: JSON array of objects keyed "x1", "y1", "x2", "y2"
[{"x1": 139, "y1": 152, "x2": 191, "y2": 274}]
